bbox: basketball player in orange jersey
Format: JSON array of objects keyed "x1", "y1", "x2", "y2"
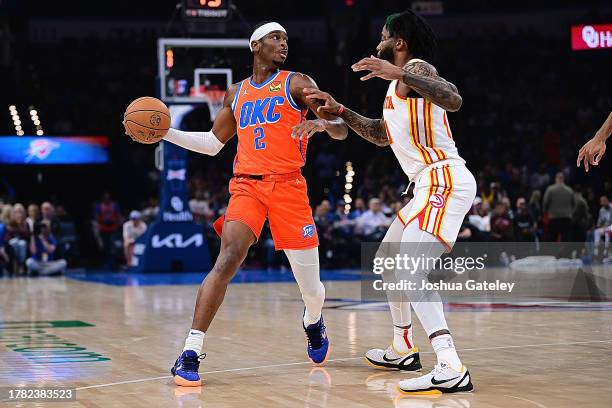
[
  {"x1": 160, "y1": 22, "x2": 347, "y2": 386},
  {"x1": 305, "y1": 10, "x2": 475, "y2": 394}
]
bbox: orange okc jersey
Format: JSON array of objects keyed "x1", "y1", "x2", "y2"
[{"x1": 231, "y1": 70, "x2": 307, "y2": 175}]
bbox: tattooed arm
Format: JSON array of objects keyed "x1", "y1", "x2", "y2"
[
  {"x1": 301, "y1": 87, "x2": 389, "y2": 147},
  {"x1": 351, "y1": 57, "x2": 462, "y2": 112},
  {"x1": 400, "y1": 61, "x2": 462, "y2": 112},
  {"x1": 340, "y1": 108, "x2": 388, "y2": 147}
]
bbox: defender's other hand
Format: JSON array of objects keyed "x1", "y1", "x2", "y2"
[
  {"x1": 577, "y1": 136, "x2": 606, "y2": 172},
  {"x1": 351, "y1": 56, "x2": 404, "y2": 81}
]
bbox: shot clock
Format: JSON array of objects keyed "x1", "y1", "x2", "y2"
[{"x1": 182, "y1": 0, "x2": 232, "y2": 20}]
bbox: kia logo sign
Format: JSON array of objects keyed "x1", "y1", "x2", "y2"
[{"x1": 151, "y1": 233, "x2": 203, "y2": 248}]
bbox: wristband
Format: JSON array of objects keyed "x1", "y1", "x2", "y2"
[{"x1": 337, "y1": 104, "x2": 345, "y2": 116}]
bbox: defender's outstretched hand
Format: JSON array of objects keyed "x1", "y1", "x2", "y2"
[
  {"x1": 303, "y1": 88, "x2": 343, "y2": 115},
  {"x1": 351, "y1": 56, "x2": 404, "y2": 81},
  {"x1": 577, "y1": 112, "x2": 611, "y2": 172},
  {"x1": 577, "y1": 137, "x2": 606, "y2": 172}
]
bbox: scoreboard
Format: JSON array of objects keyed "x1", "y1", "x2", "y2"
[{"x1": 182, "y1": 0, "x2": 232, "y2": 20}]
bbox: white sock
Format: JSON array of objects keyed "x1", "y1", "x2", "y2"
[
  {"x1": 392, "y1": 324, "x2": 413, "y2": 353},
  {"x1": 183, "y1": 329, "x2": 205, "y2": 355},
  {"x1": 431, "y1": 334, "x2": 462, "y2": 371},
  {"x1": 389, "y1": 299, "x2": 413, "y2": 352}
]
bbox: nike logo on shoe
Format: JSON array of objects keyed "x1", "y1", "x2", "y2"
[
  {"x1": 382, "y1": 354, "x2": 402, "y2": 362},
  {"x1": 431, "y1": 376, "x2": 460, "y2": 385}
]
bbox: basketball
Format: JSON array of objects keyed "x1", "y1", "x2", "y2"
[{"x1": 123, "y1": 96, "x2": 170, "y2": 144}]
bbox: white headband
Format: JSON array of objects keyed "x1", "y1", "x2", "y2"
[{"x1": 249, "y1": 22, "x2": 286, "y2": 51}]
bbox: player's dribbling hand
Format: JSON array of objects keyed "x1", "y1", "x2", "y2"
[
  {"x1": 351, "y1": 56, "x2": 404, "y2": 81},
  {"x1": 303, "y1": 88, "x2": 342, "y2": 115},
  {"x1": 577, "y1": 135, "x2": 606, "y2": 172},
  {"x1": 291, "y1": 119, "x2": 328, "y2": 140}
]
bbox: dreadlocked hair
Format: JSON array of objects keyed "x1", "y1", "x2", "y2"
[{"x1": 385, "y1": 10, "x2": 438, "y2": 63}]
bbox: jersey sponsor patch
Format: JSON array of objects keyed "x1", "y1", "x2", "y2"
[{"x1": 269, "y1": 81, "x2": 282, "y2": 92}]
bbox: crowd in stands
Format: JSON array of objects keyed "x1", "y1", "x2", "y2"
[
  {"x1": 2, "y1": 15, "x2": 611, "y2": 271},
  {"x1": 0, "y1": 201, "x2": 69, "y2": 275}
]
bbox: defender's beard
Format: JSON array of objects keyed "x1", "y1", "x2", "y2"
[{"x1": 378, "y1": 45, "x2": 394, "y2": 63}]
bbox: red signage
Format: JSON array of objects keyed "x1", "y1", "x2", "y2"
[{"x1": 571, "y1": 24, "x2": 612, "y2": 50}]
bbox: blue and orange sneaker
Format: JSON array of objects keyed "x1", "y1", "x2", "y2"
[
  {"x1": 171, "y1": 350, "x2": 205, "y2": 386},
  {"x1": 304, "y1": 313, "x2": 331, "y2": 366}
]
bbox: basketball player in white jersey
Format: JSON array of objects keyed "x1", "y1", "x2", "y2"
[{"x1": 304, "y1": 10, "x2": 475, "y2": 394}]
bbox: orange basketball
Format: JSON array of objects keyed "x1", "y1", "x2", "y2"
[{"x1": 123, "y1": 96, "x2": 171, "y2": 144}]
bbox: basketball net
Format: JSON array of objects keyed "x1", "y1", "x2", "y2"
[{"x1": 202, "y1": 90, "x2": 225, "y2": 121}]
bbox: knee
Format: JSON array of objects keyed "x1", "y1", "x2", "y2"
[
  {"x1": 26, "y1": 258, "x2": 37, "y2": 271},
  {"x1": 212, "y1": 244, "x2": 248, "y2": 278},
  {"x1": 301, "y1": 281, "x2": 325, "y2": 300}
]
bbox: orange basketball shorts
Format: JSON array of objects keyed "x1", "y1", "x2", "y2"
[{"x1": 213, "y1": 171, "x2": 318, "y2": 250}]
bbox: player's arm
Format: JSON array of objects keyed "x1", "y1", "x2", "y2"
[
  {"x1": 351, "y1": 57, "x2": 462, "y2": 112},
  {"x1": 289, "y1": 73, "x2": 348, "y2": 141},
  {"x1": 162, "y1": 84, "x2": 238, "y2": 155},
  {"x1": 302, "y1": 88, "x2": 389, "y2": 147},
  {"x1": 577, "y1": 111, "x2": 611, "y2": 172}
]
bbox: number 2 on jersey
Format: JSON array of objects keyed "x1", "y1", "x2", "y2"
[{"x1": 254, "y1": 127, "x2": 266, "y2": 150}]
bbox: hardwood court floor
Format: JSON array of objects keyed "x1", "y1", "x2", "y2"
[{"x1": 1, "y1": 274, "x2": 611, "y2": 408}]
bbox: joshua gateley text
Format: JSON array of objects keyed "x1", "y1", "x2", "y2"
[{"x1": 373, "y1": 279, "x2": 516, "y2": 293}]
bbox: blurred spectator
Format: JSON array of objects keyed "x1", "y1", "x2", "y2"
[
  {"x1": 530, "y1": 164, "x2": 550, "y2": 191},
  {"x1": 26, "y1": 204, "x2": 40, "y2": 233},
  {"x1": 355, "y1": 198, "x2": 391, "y2": 240},
  {"x1": 142, "y1": 198, "x2": 160, "y2": 223},
  {"x1": 26, "y1": 221, "x2": 67, "y2": 276},
  {"x1": 123, "y1": 210, "x2": 147, "y2": 267},
  {"x1": 468, "y1": 198, "x2": 491, "y2": 233},
  {"x1": 543, "y1": 172, "x2": 575, "y2": 242},
  {"x1": 331, "y1": 200, "x2": 353, "y2": 237},
  {"x1": 94, "y1": 192, "x2": 122, "y2": 268},
  {"x1": 514, "y1": 197, "x2": 537, "y2": 242},
  {"x1": 350, "y1": 198, "x2": 366, "y2": 219},
  {"x1": 571, "y1": 189, "x2": 590, "y2": 242},
  {"x1": 313, "y1": 201, "x2": 333, "y2": 262},
  {"x1": 41, "y1": 202, "x2": 61, "y2": 238},
  {"x1": 5, "y1": 203, "x2": 30, "y2": 274},
  {"x1": 0, "y1": 206, "x2": 8, "y2": 273},
  {"x1": 490, "y1": 202, "x2": 513, "y2": 242},
  {"x1": 457, "y1": 216, "x2": 482, "y2": 242},
  {"x1": 189, "y1": 190, "x2": 214, "y2": 225},
  {"x1": 528, "y1": 190, "x2": 543, "y2": 225},
  {"x1": 593, "y1": 196, "x2": 612, "y2": 256}
]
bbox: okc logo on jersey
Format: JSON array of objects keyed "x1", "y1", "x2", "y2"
[
  {"x1": 303, "y1": 224, "x2": 315, "y2": 238},
  {"x1": 239, "y1": 96, "x2": 285, "y2": 129},
  {"x1": 429, "y1": 193, "x2": 446, "y2": 209}
]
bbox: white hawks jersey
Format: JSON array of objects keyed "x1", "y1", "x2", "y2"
[{"x1": 382, "y1": 79, "x2": 465, "y2": 181}]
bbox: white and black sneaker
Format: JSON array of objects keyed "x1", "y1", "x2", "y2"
[
  {"x1": 365, "y1": 345, "x2": 422, "y2": 371},
  {"x1": 397, "y1": 361, "x2": 473, "y2": 394}
]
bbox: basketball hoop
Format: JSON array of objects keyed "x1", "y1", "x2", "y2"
[{"x1": 202, "y1": 90, "x2": 226, "y2": 120}]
